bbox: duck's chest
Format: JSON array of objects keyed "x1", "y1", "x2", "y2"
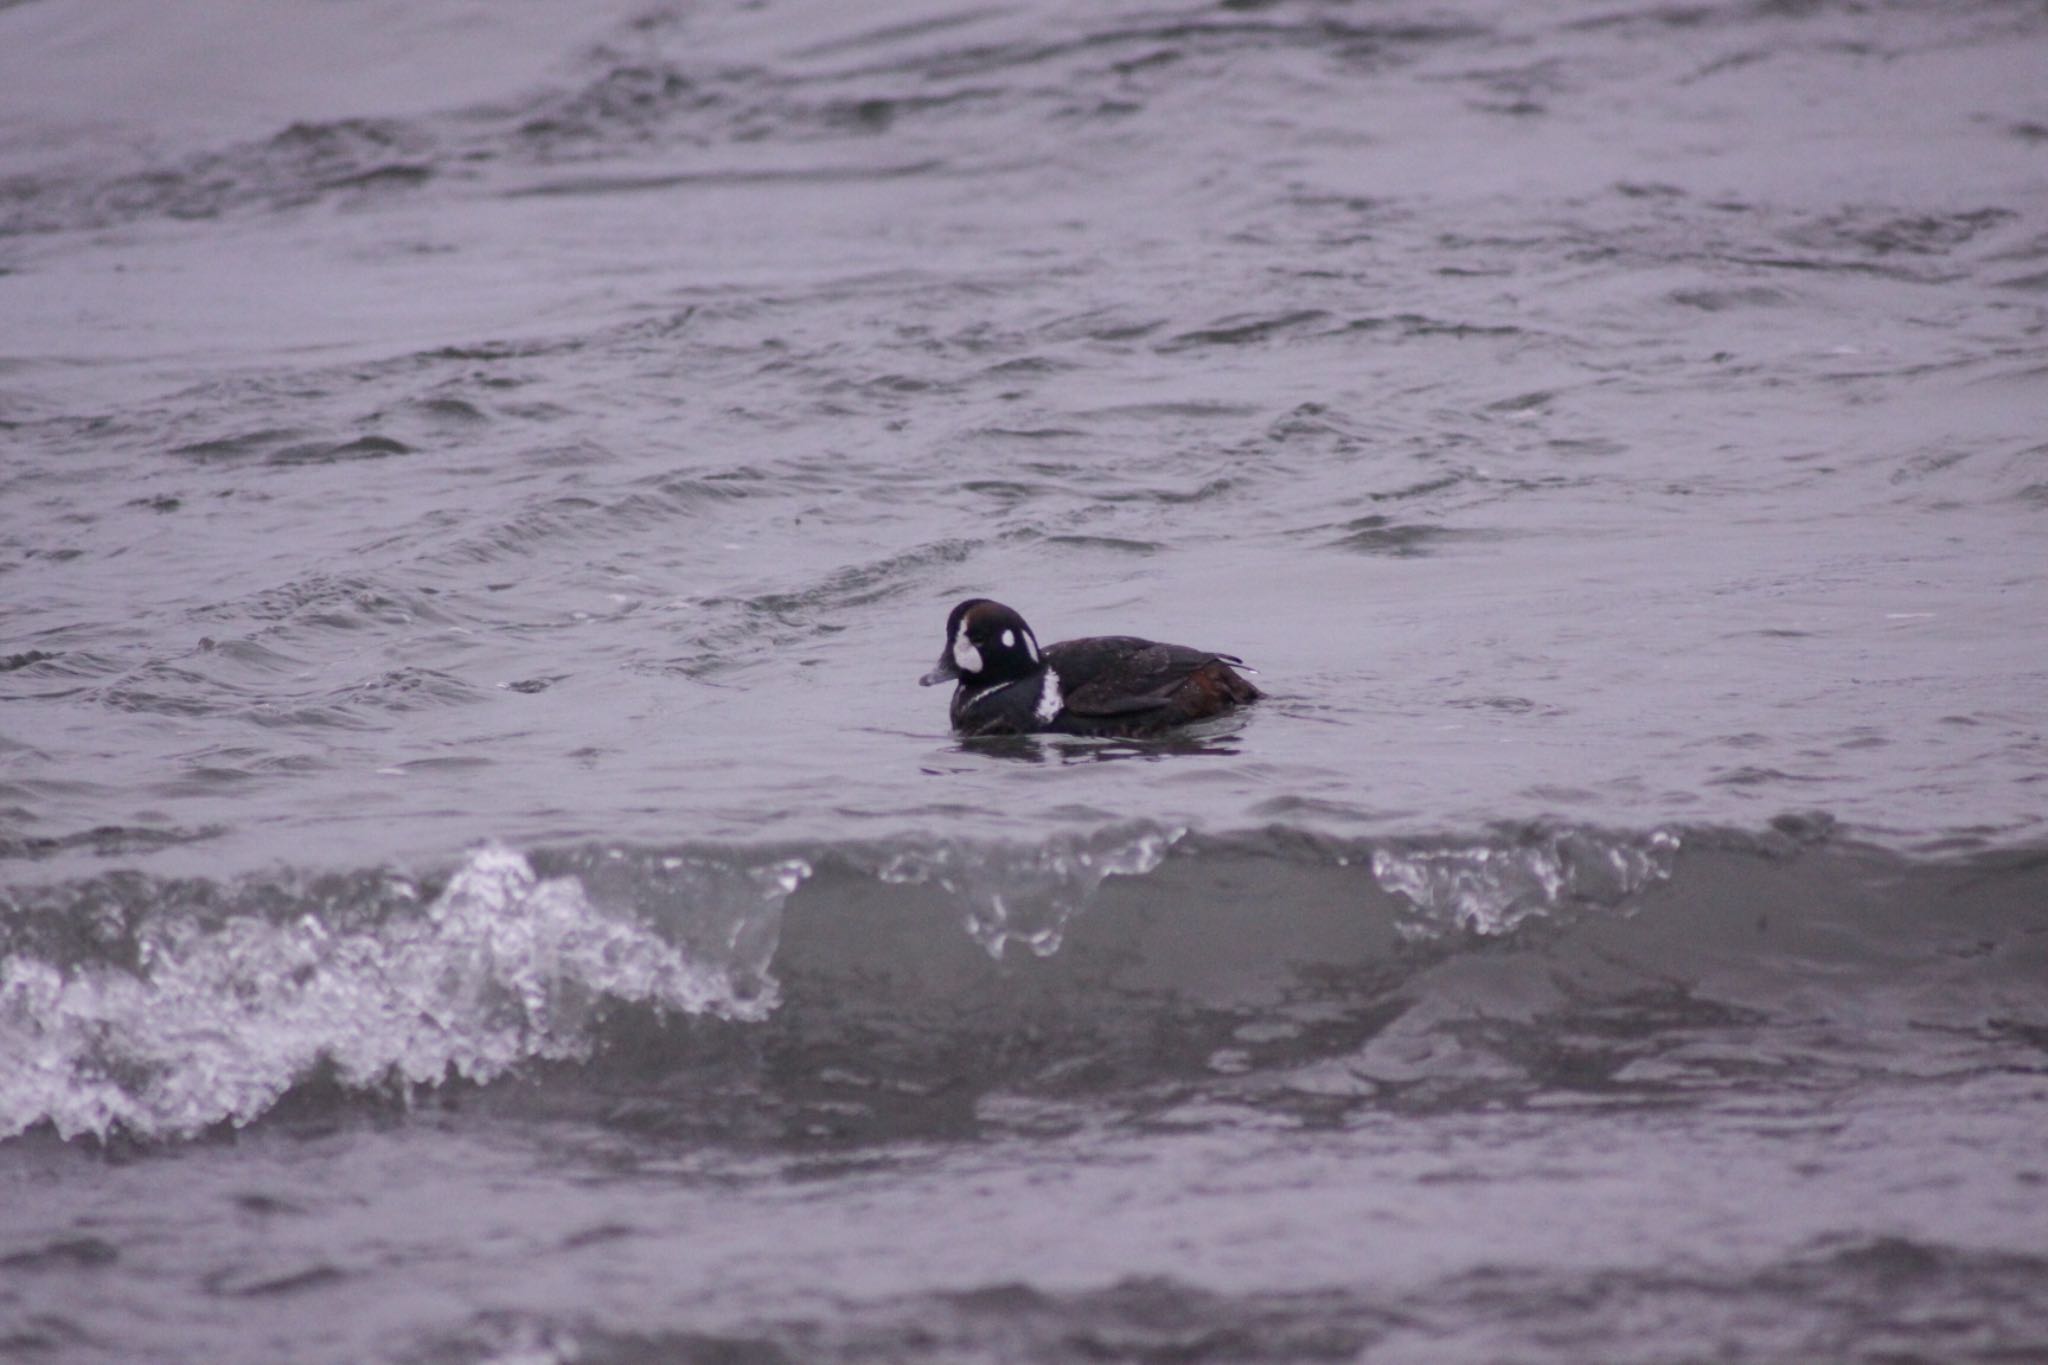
[{"x1": 952, "y1": 669, "x2": 1065, "y2": 735}]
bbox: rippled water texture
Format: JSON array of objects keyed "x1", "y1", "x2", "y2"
[
  {"x1": 2, "y1": 0, "x2": 2045, "y2": 1360},
  {"x1": 3, "y1": 0, "x2": 2044, "y2": 869}
]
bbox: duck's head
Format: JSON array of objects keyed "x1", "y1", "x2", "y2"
[{"x1": 919, "y1": 598, "x2": 1043, "y2": 690}]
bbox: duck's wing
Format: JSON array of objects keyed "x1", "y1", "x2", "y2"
[{"x1": 1048, "y1": 637, "x2": 1257, "y2": 717}]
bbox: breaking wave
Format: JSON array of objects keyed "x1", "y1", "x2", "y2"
[
  {"x1": 1, "y1": 817, "x2": 2040, "y2": 1143},
  {"x1": 0, "y1": 844, "x2": 801, "y2": 1140}
]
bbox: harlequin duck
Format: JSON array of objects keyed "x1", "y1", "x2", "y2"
[{"x1": 919, "y1": 598, "x2": 1261, "y2": 737}]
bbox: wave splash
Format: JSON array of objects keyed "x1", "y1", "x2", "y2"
[
  {"x1": 1370, "y1": 825, "x2": 1682, "y2": 937},
  {"x1": 874, "y1": 822, "x2": 1184, "y2": 957},
  {"x1": 0, "y1": 843, "x2": 802, "y2": 1141}
]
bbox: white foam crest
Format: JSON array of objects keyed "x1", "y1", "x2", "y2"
[
  {"x1": 877, "y1": 823, "x2": 1184, "y2": 958},
  {"x1": 0, "y1": 843, "x2": 802, "y2": 1141},
  {"x1": 1371, "y1": 827, "x2": 1680, "y2": 939}
]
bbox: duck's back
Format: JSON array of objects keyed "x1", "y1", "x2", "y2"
[{"x1": 1044, "y1": 636, "x2": 1261, "y2": 734}]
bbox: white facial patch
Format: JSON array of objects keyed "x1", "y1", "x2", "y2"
[
  {"x1": 1034, "y1": 668, "x2": 1064, "y2": 723},
  {"x1": 1001, "y1": 629, "x2": 1015, "y2": 649},
  {"x1": 951, "y1": 632, "x2": 983, "y2": 675},
  {"x1": 1023, "y1": 630, "x2": 1040, "y2": 663}
]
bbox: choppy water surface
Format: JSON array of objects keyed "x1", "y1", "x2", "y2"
[{"x1": 3, "y1": 0, "x2": 2046, "y2": 1360}]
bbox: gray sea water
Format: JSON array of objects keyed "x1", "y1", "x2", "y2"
[{"x1": 3, "y1": 0, "x2": 2046, "y2": 1360}]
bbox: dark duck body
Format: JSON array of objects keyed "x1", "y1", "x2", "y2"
[{"x1": 920, "y1": 599, "x2": 1262, "y2": 737}]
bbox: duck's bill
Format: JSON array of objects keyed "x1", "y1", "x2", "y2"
[{"x1": 919, "y1": 660, "x2": 959, "y2": 687}]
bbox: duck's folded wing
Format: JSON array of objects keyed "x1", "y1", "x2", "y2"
[{"x1": 1050, "y1": 638, "x2": 1247, "y2": 716}]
